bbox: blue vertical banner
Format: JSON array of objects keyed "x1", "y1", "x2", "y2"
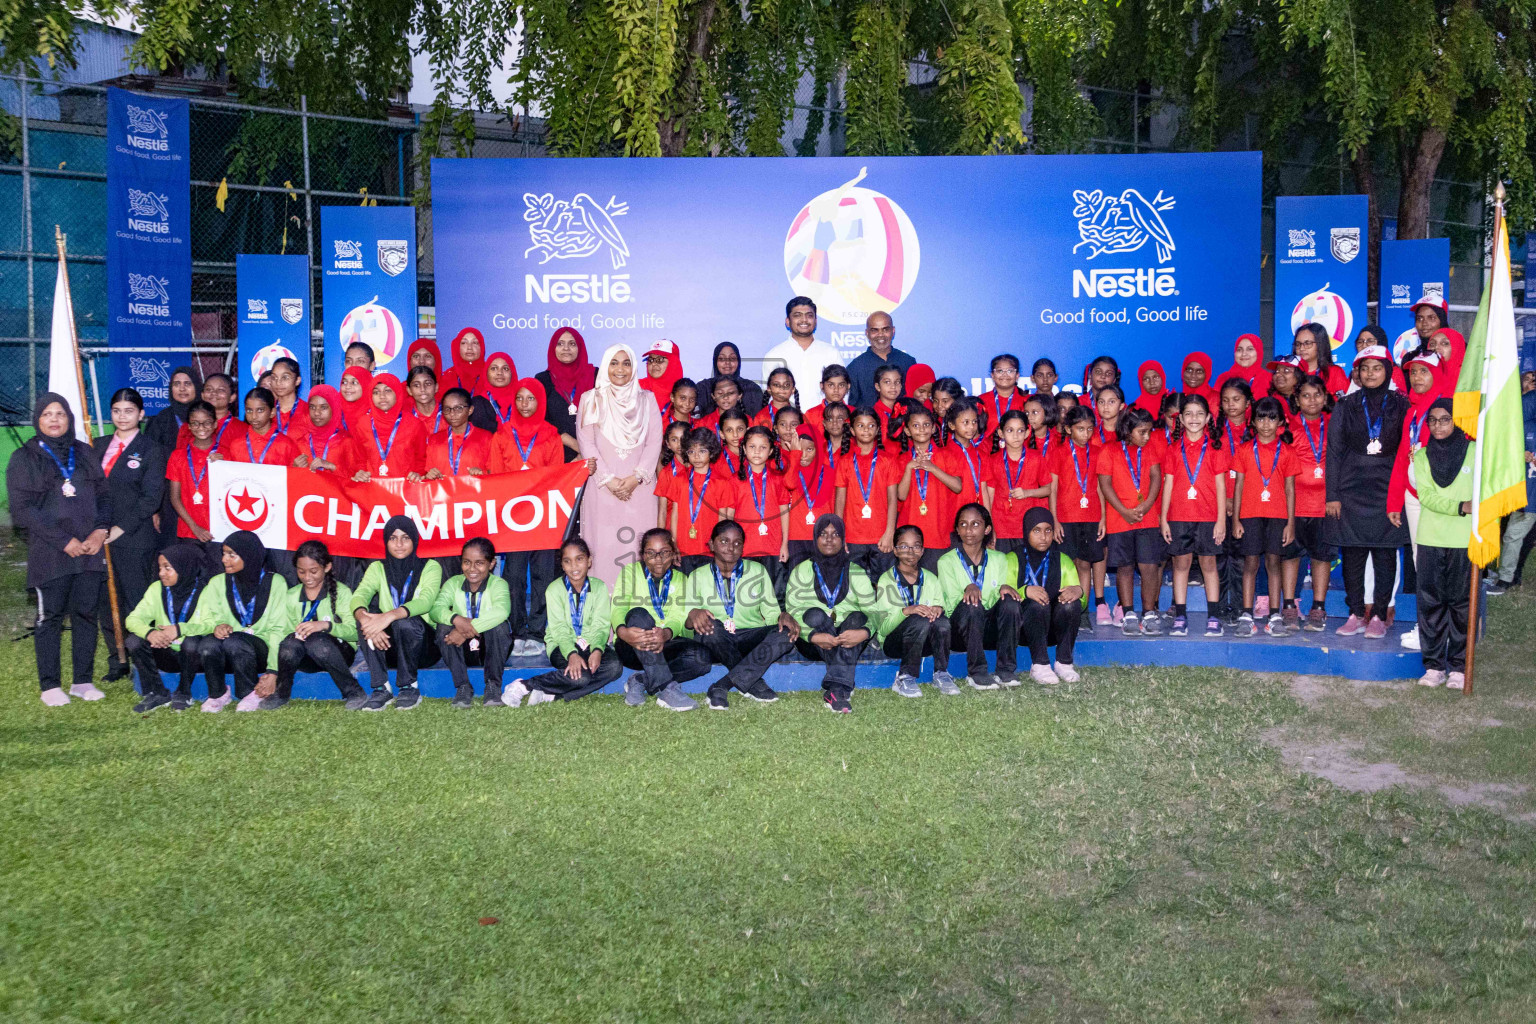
[
  {"x1": 1274, "y1": 195, "x2": 1368, "y2": 365},
  {"x1": 320, "y1": 206, "x2": 417, "y2": 384},
  {"x1": 236, "y1": 254, "x2": 311, "y2": 397},
  {"x1": 1379, "y1": 237, "x2": 1450, "y2": 360},
  {"x1": 106, "y1": 87, "x2": 191, "y2": 415}
]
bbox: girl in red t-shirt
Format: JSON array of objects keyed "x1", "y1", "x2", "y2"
[
  {"x1": 1158, "y1": 394, "x2": 1229, "y2": 637},
  {"x1": 1286, "y1": 375, "x2": 1335, "y2": 630},
  {"x1": 935, "y1": 398, "x2": 986, "y2": 515},
  {"x1": 894, "y1": 404, "x2": 961, "y2": 566},
  {"x1": 350, "y1": 373, "x2": 428, "y2": 480},
  {"x1": 984, "y1": 410, "x2": 1048, "y2": 554},
  {"x1": 672, "y1": 427, "x2": 743, "y2": 570},
  {"x1": 656, "y1": 420, "x2": 691, "y2": 530},
  {"x1": 772, "y1": 406, "x2": 805, "y2": 466},
  {"x1": 663, "y1": 379, "x2": 697, "y2": 435},
  {"x1": 168, "y1": 400, "x2": 219, "y2": 548},
  {"x1": 1231, "y1": 397, "x2": 1299, "y2": 638},
  {"x1": 835, "y1": 408, "x2": 900, "y2": 575},
  {"x1": 1092, "y1": 385, "x2": 1124, "y2": 451},
  {"x1": 425, "y1": 388, "x2": 493, "y2": 478},
  {"x1": 227, "y1": 387, "x2": 299, "y2": 468},
  {"x1": 1050, "y1": 405, "x2": 1107, "y2": 627},
  {"x1": 717, "y1": 407, "x2": 749, "y2": 476},
  {"x1": 1096, "y1": 407, "x2": 1165, "y2": 634},
  {"x1": 871, "y1": 365, "x2": 907, "y2": 454},
  {"x1": 735, "y1": 426, "x2": 791, "y2": 574},
  {"x1": 1023, "y1": 393, "x2": 1059, "y2": 463},
  {"x1": 488, "y1": 378, "x2": 562, "y2": 473},
  {"x1": 753, "y1": 367, "x2": 800, "y2": 431},
  {"x1": 784, "y1": 425, "x2": 835, "y2": 563},
  {"x1": 802, "y1": 364, "x2": 852, "y2": 437}
]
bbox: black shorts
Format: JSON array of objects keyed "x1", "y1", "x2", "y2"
[
  {"x1": 1238, "y1": 517, "x2": 1295, "y2": 558},
  {"x1": 1166, "y1": 520, "x2": 1220, "y2": 558},
  {"x1": 1107, "y1": 528, "x2": 1168, "y2": 568},
  {"x1": 1291, "y1": 515, "x2": 1335, "y2": 562},
  {"x1": 1059, "y1": 520, "x2": 1105, "y2": 564}
]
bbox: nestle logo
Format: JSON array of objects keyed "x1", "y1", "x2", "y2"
[
  {"x1": 128, "y1": 302, "x2": 170, "y2": 316},
  {"x1": 128, "y1": 218, "x2": 170, "y2": 234},
  {"x1": 126, "y1": 135, "x2": 169, "y2": 152},
  {"x1": 525, "y1": 273, "x2": 632, "y2": 304},
  {"x1": 1071, "y1": 266, "x2": 1177, "y2": 299}
]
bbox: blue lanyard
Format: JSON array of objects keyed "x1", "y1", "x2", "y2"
[
  {"x1": 370, "y1": 416, "x2": 402, "y2": 465},
  {"x1": 1302, "y1": 416, "x2": 1326, "y2": 463},
  {"x1": 1003, "y1": 451, "x2": 1024, "y2": 493},
  {"x1": 992, "y1": 390, "x2": 1011, "y2": 425},
  {"x1": 1070, "y1": 442, "x2": 1091, "y2": 498},
  {"x1": 812, "y1": 563, "x2": 844, "y2": 607},
  {"x1": 749, "y1": 469, "x2": 770, "y2": 519},
  {"x1": 960, "y1": 548, "x2": 987, "y2": 587},
  {"x1": 388, "y1": 568, "x2": 414, "y2": 607},
  {"x1": 959, "y1": 441, "x2": 981, "y2": 492},
  {"x1": 853, "y1": 449, "x2": 878, "y2": 503},
  {"x1": 510, "y1": 428, "x2": 536, "y2": 466},
  {"x1": 1181, "y1": 437, "x2": 1208, "y2": 489},
  {"x1": 489, "y1": 399, "x2": 513, "y2": 426},
  {"x1": 798, "y1": 464, "x2": 825, "y2": 507},
  {"x1": 1121, "y1": 442, "x2": 1143, "y2": 491},
  {"x1": 723, "y1": 449, "x2": 739, "y2": 475},
  {"x1": 230, "y1": 571, "x2": 267, "y2": 627},
  {"x1": 688, "y1": 468, "x2": 712, "y2": 528},
  {"x1": 246, "y1": 428, "x2": 279, "y2": 464},
  {"x1": 38, "y1": 441, "x2": 76, "y2": 483},
  {"x1": 301, "y1": 592, "x2": 324, "y2": 622},
  {"x1": 1023, "y1": 555, "x2": 1048, "y2": 589},
  {"x1": 712, "y1": 562, "x2": 743, "y2": 617},
  {"x1": 213, "y1": 416, "x2": 233, "y2": 447},
  {"x1": 275, "y1": 404, "x2": 294, "y2": 433},
  {"x1": 308, "y1": 434, "x2": 334, "y2": 462},
  {"x1": 447, "y1": 426, "x2": 472, "y2": 473},
  {"x1": 163, "y1": 584, "x2": 197, "y2": 625},
  {"x1": 915, "y1": 442, "x2": 933, "y2": 501},
  {"x1": 1225, "y1": 418, "x2": 1240, "y2": 452},
  {"x1": 463, "y1": 584, "x2": 482, "y2": 620},
  {"x1": 565, "y1": 577, "x2": 589, "y2": 635},
  {"x1": 1408, "y1": 410, "x2": 1424, "y2": 448},
  {"x1": 892, "y1": 567, "x2": 922, "y2": 607},
  {"x1": 1363, "y1": 397, "x2": 1383, "y2": 445},
  {"x1": 1252, "y1": 439, "x2": 1281, "y2": 488},
  {"x1": 185, "y1": 445, "x2": 209, "y2": 490},
  {"x1": 645, "y1": 571, "x2": 671, "y2": 621},
  {"x1": 1038, "y1": 432, "x2": 1053, "y2": 458}
]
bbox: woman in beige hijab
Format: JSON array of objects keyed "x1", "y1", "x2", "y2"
[{"x1": 578, "y1": 345, "x2": 665, "y2": 586}]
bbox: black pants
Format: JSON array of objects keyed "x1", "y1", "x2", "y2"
[
  {"x1": 747, "y1": 555, "x2": 785, "y2": 601},
  {"x1": 332, "y1": 556, "x2": 367, "y2": 590},
  {"x1": 1342, "y1": 546, "x2": 1397, "y2": 618},
  {"x1": 361, "y1": 615, "x2": 437, "y2": 692},
  {"x1": 1020, "y1": 598, "x2": 1081, "y2": 666},
  {"x1": 614, "y1": 608, "x2": 711, "y2": 691},
  {"x1": 436, "y1": 620, "x2": 513, "y2": 697},
  {"x1": 794, "y1": 608, "x2": 870, "y2": 692},
  {"x1": 264, "y1": 549, "x2": 299, "y2": 587},
  {"x1": 125, "y1": 633, "x2": 199, "y2": 698},
  {"x1": 695, "y1": 623, "x2": 794, "y2": 692},
  {"x1": 34, "y1": 572, "x2": 102, "y2": 692},
  {"x1": 276, "y1": 632, "x2": 360, "y2": 699},
  {"x1": 191, "y1": 632, "x2": 268, "y2": 700},
  {"x1": 950, "y1": 597, "x2": 1022, "y2": 675},
  {"x1": 881, "y1": 612, "x2": 952, "y2": 677},
  {"x1": 1217, "y1": 523, "x2": 1243, "y2": 618},
  {"x1": 1416, "y1": 544, "x2": 1470, "y2": 672},
  {"x1": 530, "y1": 647, "x2": 624, "y2": 700},
  {"x1": 679, "y1": 553, "x2": 712, "y2": 574},
  {"x1": 848, "y1": 542, "x2": 894, "y2": 578},
  {"x1": 501, "y1": 548, "x2": 560, "y2": 641},
  {"x1": 100, "y1": 542, "x2": 155, "y2": 673}
]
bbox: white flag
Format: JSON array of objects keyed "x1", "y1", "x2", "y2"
[{"x1": 46, "y1": 252, "x2": 90, "y2": 442}]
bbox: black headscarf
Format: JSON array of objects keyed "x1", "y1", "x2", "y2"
[
  {"x1": 222, "y1": 530, "x2": 273, "y2": 624},
  {"x1": 1016, "y1": 507, "x2": 1063, "y2": 596},
  {"x1": 168, "y1": 366, "x2": 197, "y2": 422},
  {"x1": 32, "y1": 392, "x2": 77, "y2": 461},
  {"x1": 1423, "y1": 397, "x2": 1469, "y2": 489},
  {"x1": 160, "y1": 542, "x2": 205, "y2": 619},
  {"x1": 697, "y1": 342, "x2": 765, "y2": 417},
  {"x1": 809, "y1": 513, "x2": 851, "y2": 607},
  {"x1": 382, "y1": 514, "x2": 425, "y2": 603}
]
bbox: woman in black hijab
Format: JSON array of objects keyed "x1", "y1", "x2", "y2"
[
  {"x1": 1015, "y1": 507, "x2": 1085, "y2": 685},
  {"x1": 348, "y1": 514, "x2": 444, "y2": 710},
  {"x1": 784, "y1": 513, "x2": 873, "y2": 712},
  {"x1": 149, "y1": 366, "x2": 199, "y2": 551},
  {"x1": 6, "y1": 394, "x2": 111, "y2": 705},
  {"x1": 1325, "y1": 339, "x2": 1410, "y2": 638},
  {"x1": 181, "y1": 529, "x2": 290, "y2": 712},
  {"x1": 123, "y1": 543, "x2": 207, "y2": 712},
  {"x1": 695, "y1": 342, "x2": 765, "y2": 418}
]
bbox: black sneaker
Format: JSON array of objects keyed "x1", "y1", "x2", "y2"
[
  {"x1": 170, "y1": 695, "x2": 193, "y2": 712},
  {"x1": 133, "y1": 691, "x2": 172, "y2": 714},
  {"x1": 824, "y1": 689, "x2": 852, "y2": 713},
  {"x1": 361, "y1": 689, "x2": 391, "y2": 711},
  {"x1": 104, "y1": 666, "x2": 131, "y2": 684},
  {"x1": 257, "y1": 696, "x2": 290, "y2": 711},
  {"x1": 342, "y1": 692, "x2": 372, "y2": 711},
  {"x1": 744, "y1": 682, "x2": 779, "y2": 703},
  {"x1": 481, "y1": 690, "x2": 505, "y2": 708},
  {"x1": 393, "y1": 688, "x2": 421, "y2": 710},
  {"x1": 450, "y1": 691, "x2": 475, "y2": 709},
  {"x1": 707, "y1": 689, "x2": 729, "y2": 710}
]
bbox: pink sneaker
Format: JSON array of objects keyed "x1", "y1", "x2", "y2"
[
  {"x1": 1363, "y1": 617, "x2": 1388, "y2": 639},
  {"x1": 235, "y1": 692, "x2": 264, "y2": 712},
  {"x1": 1254, "y1": 596, "x2": 1270, "y2": 619},
  {"x1": 40, "y1": 688, "x2": 70, "y2": 707},
  {"x1": 1096, "y1": 603, "x2": 1112, "y2": 626},
  {"x1": 68, "y1": 682, "x2": 106, "y2": 701},
  {"x1": 1112, "y1": 604, "x2": 1125, "y2": 625},
  {"x1": 201, "y1": 693, "x2": 232, "y2": 713},
  {"x1": 1335, "y1": 614, "x2": 1366, "y2": 636}
]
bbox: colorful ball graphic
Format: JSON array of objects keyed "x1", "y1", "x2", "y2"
[
  {"x1": 784, "y1": 170, "x2": 921, "y2": 325},
  {"x1": 338, "y1": 296, "x2": 405, "y2": 367},
  {"x1": 250, "y1": 343, "x2": 296, "y2": 383},
  {"x1": 1288, "y1": 284, "x2": 1354, "y2": 349},
  {"x1": 1392, "y1": 328, "x2": 1421, "y2": 365}
]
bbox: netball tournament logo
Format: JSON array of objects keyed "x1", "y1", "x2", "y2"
[
  {"x1": 1290, "y1": 283, "x2": 1354, "y2": 349},
  {"x1": 338, "y1": 296, "x2": 405, "y2": 366},
  {"x1": 783, "y1": 167, "x2": 921, "y2": 325},
  {"x1": 250, "y1": 342, "x2": 297, "y2": 383}
]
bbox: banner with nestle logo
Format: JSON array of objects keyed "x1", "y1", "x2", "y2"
[
  {"x1": 1379, "y1": 238, "x2": 1450, "y2": 360},
  {"x1": 106, "y1": 87, "x2": 191, "y2": 415},
  {"x1": 320, "y1": 206, "x2": 418, "y2": 386},
  {"x1": 431, "y1": 153, "x2": 1260, "y2": 392},
  {"x1": 236, "y1": 254, "x2": 311, "y2": 399},
  {"x1": 1274, "y1": 194, "x2": 1369, "y2": 367},
  {"x1": 208, "y1": 460, "x2": 586, "y2": 557}
]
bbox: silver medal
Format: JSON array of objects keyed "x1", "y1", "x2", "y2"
[
  {"x1": 379, "y1": 462, "x2": 389, "y2": 476},
  {"x1": 724, "y1": 617, "x2": 735, "y2": 633},
  {"x1": 1186, "y1": 486, "x2": 1198, "y2": 500},
  {"x1": 860, "y1": 503, "x2": 872, "y2": 519},
  {"x1": 468, "y1": 637, "x2": 479, "y2": 652},
  {"x1": 1313, "y1": 466, "x2": 1323, "y2": 479},
  {"x1": 805, "y1": 511, "x2": 815, "y2": 525},
  {"x1": 1260, "y1": 488, "x2": 1271, "y2": 502},
  {"x1": 567, "y1": 403, "x2": 578, "y2": 415},
  {"x1": 757, "y1": 522, "x2": 768, "y2": 536},
  {"x1": 61, "y1": 480, "x2": 76, "y2": 497},
  {"x1": 1366, "y1": 439, "x2": 1382, "y2": 455},
  {"x1": 193, "y1": 492, "x2": 204, "y2": 505},
  {"x1": 1079, "y1": 496, "x2": 1089, "y2": 509}
]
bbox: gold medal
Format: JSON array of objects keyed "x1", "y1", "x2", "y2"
[
  {"x1": 689, "y1": 526, "x2": 697, "y2": 539},
  {"x1": 919, "y1": 502, "x2": 928, "y2": 516}
]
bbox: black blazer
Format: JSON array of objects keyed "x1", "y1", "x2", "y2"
[
  {"x1": 91, "y1": 432, "x2": 168, "y2": 550},
  {"x1": 6, "y1": 438, "x2": 111, "y2": 588}
]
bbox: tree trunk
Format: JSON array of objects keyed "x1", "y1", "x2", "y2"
[
  {"x1": 1395, "y1": 124, "x2": 1447, "y2": 240},
  {"x1": 1351, "y1": 144, "x2": 1381, "y2": 311},
  {"x1": 658, "y1": 0, "x2": 719, "y2": 157}
]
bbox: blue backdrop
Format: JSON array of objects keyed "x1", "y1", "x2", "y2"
[
  {"x1": 432, "y1": 154, "x2": 1261, "y2": 391},
  {"x1": 1379, "y1": 238, "x2": 1450, "y2": 359},
  {"x1": 236, "y1": 254, "x2": 311, "y2": 398},
  {"x1": 1274, "y1": 195, "x2": 1368, "y2": 366},
  {"x1": 319, "y1": 206, "x2": 417, "y2": 385},
  {"x1": 106, "y1": 87, "x2": 191, "y2": 415}
]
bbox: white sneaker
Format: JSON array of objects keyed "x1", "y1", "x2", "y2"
[
  {"x1": 40, "y1": 688, "x2": 70, "y2": 707},
  {"x1": 69, "y1": 682, "x2": 106, "y2": 701},
  {"x1": 1446, "y1": 671, "x2": 1465, "y2": 690},
  {"x1": 1399, "y1": 625, "x2": 1421, "y2": 650},
  {"x1": 527, "y1": 689, "x2": 556, "y2": 706},
  {"x1": 235, "y1": 692, "x2": 264, "y2": 712},
  {"x1": 1053, "y1": 662, "x2": 1080, "y2": 683},
  {"x1": 503, "y1": 680, "x2": 529, "y2": 707},
  {"x1": 1417, "y1": 668, "x2": 1446, "y2": 687},
  {"x1": 201, "y1": 693, "x2": 232, "y2": 713},
  {"x1": 1029, "y1": 663, "x2": 1060, "y2": 686}
]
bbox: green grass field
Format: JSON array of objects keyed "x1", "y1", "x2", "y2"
[{"x1": 2, "y1": 528, "x2": 1534, "y2": 1023}]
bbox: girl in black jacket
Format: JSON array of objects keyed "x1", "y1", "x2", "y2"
[{"x1": 6, "y1": 394, "x2": 112, "y2": 705}]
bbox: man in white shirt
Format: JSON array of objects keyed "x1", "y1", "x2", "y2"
[{"x1": 762, "y1": 296, "x2": 843, "y2": 401}]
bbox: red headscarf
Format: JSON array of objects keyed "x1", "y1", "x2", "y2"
[
  {"x1": 366, "y1": 373, "x2": 407, "y2": 428},
  {"x1": 337, "y1": 367, "x2": 373, "y2": 433},
  {"x1": 638, "y1": 340, "x2": 683, "y2": 410},
  {"x1": 1215, "y1": 333, "x2": 1273, "y2": 397},
  {"x1": 905, "y1": 363, "x2": 937, "y2": 404},
  {"x1": 302, "y1": 385, "x2": 345, "y2": 445},
  {"x1": 440, "y1": 327, "x2": 487, "y2": 397},
  {"x1": 406, "y1": 338, "x2": 442, "y2": 381},
  {"x1": 1132, "y1": 359, "x2": 1170, "y2": 416},
  {"x1": 1404, "y1": 351, "x2": 1450, "y2": 410},
  {"x1": 482, "y1": 353, "x2": 520, "y2": 426},
  {"x1": 545, "y1": 326, "x2": 597, "y2": 410},
  {"x1": 1181, "y1": 351, "x2": 1218, "y2": 405},
  {"x1": 1434, "y1": 328, "x2": 1466, "y2": 386},
  {"x1": 509, "y1": 377, "x2": 556, "y2": 445}
]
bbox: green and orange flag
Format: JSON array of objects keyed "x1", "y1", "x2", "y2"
[{"x1": 1452, "y1": 189, "x2": 1526, "y2": 567}]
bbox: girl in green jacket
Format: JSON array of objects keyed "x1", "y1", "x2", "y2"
[
  {"x1": 784, "y1": 514, "x2": 876, "y2": 713},
  {"x1": 432, "y1": 536, "x2": 514, "y2": 708},
  {"x1": 263, "y1": 540, "x2": 363, "y2": 710},
  {"x1": 1015, "y1": 507, "x2": 1086, "y2": 686},
  {"x1": 350, "y1": 515, "x2": 443, "y2": 710},
  {"x1": 526, "y1": 537, "x2": 624, "y2": 703},
  {"x1": 1413, "y1": 399, "x2": 1476, "y2": 690},
  {"x1": 180, "y1": 530, "x2": 289, "y2": 713},
  {"x1": 123, "y1": 542, "x2": 207, "y2": 713},
  {"x1": 937, "y1": 502, "x2": 1023, "y2": 691},
  {"x1": 871, "y1": 524, "x2": 956, "y2": 698}
]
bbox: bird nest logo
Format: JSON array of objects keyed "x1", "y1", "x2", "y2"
[
  {"x1": 783, "y1": 166, "x2": 921, "y2": 326},
  {"x1": 1072, "y1": 188, "x2": 1176, "y2": 263},
  {"x1": 223, "y1": 477, "x2": 272, "y2": 532},
  {"x1": 523, "y1": 193, "x2": 631, "y2": 269}
]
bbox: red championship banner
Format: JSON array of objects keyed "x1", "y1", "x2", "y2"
[{"x1": 209, "y1": 461, "x2": 588, "y2": 557}]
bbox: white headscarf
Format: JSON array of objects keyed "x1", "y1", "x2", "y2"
[{"x1": 582, "y1": 343, "x2": 648, "y2": 452}]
